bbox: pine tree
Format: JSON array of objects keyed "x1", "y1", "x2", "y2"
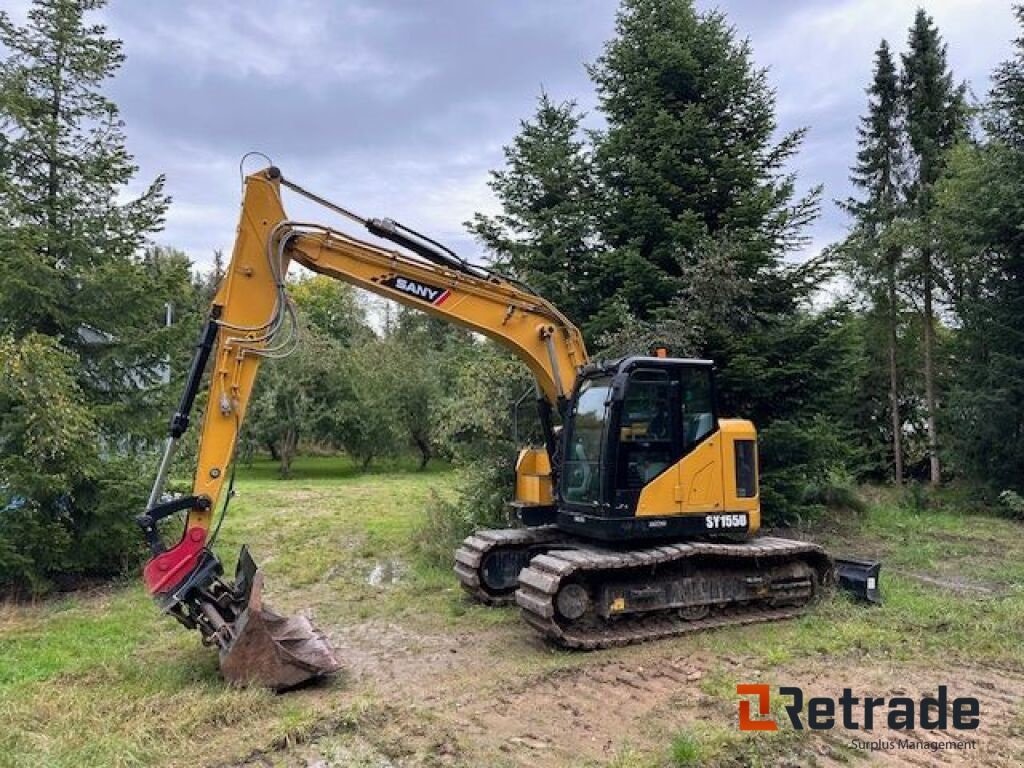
[
  {"x1": 991, "y1": 6, "x2": 1024, "y2": 148},
  {"x1": 842, "y1": 40, "x2": 908, "y2": 483},
  {"x1": 467, "y1": 93, "x2": 601, "y2": 336},
  {"x1": 0, "y1": 0, "x2": 172, "y2": 438},
  {"x1": 588, "y1": 0, "x2": 818, "y2": 335},
  {"x1": 900, "y1": 9, "x2": 966, "y2": 485},
  {"x1": 991, "y1": 5, "x2": 1024, "y2": 148}
]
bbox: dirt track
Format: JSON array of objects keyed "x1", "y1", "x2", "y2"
[
  {"x1": 235, "y1": 614, "x2": 1024, "y2": 768},
  {"x1": 213, "y1": 477, "x2": 1024, "y2": 768}
]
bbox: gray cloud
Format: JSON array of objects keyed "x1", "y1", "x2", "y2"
[
  {"x1": 96, "y1": 0, "x2": 618, "y2": 263},
  {"x1": 51, "y1": 1, "x2": 1019, "y2": 270},
  {"x1": 725, "y1": 0, "x2": 1016, "y2": 258}
]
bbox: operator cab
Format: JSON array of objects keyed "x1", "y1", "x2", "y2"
[{"x1": 556, "y1": 356, "x2": 760, "y2": 541}]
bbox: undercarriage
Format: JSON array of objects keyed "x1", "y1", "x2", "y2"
[{"x1": 455, "y1": 528, "x2": 834, "y2": 648}]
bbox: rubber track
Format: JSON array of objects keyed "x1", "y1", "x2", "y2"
[
  {"x1": 454, "y1": 526, "x2": 572, "y2": 605},
  {"x1": 515, "y1": 536, "x2": 832, "y2": 649}
]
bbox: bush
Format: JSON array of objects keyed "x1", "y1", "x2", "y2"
[
  {"x1": 416, "y1": 488, "x2": 507, "y2": 569},
  {"x1": 415, "y1": 344, "x2": 533, "y2": 565},
  {"x1": 803, "y1": 469, "x2": 868, "y2": 516},
  {"x1": 902, "y1": 482, "x2": 934, "y2": 513},
  {"x1": 758, "y1": 416, "x2": 853, "y2": 525},
  {"x1": 999, "y1": 489, "x2": 1024, "y2": 519},
  {"x1": 65, "y1": 457, "x2": 149, "y2": 580},
  {"x1": 0, "y1": 501, "x2": 72, "y2": 594},
  {"x1": 415, "y1": 433, "x2": 521, "y2": 568},
  {"x1": 0, "y1": 335, "x2": 147, "y2": 594}
]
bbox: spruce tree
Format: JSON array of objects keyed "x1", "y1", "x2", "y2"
[
  {"x1": 842, "y1": 40, "x2": 908, "y2": 483},
  {"x1": 900, "y1": 9, "x2": 966, "y2": 485},
  {"x1": 467, "y1": 93, "x2": 600, "y2": 336},
  {"x1": 990, "y1": 6, "x2": 1024, "y2": 147},
  {"x1": 0, "y1": 1, "x2": 186, "y2": 590},
  {"x1": 0, "y1": 0, "x2": 172, "y2": 439},
  {"x1": 587, "y1": 0, "x2": 860, "y2": 522},
  {"x1": 588, "y1": 0, "x2": 818, "y2": 335}
]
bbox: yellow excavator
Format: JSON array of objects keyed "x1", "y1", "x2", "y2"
[{"x1": 139, "y1": 167, "x2": 880, "y2": 689}]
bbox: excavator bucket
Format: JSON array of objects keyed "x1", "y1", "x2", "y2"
[{"x1": 218, "y1": 547, "x2": 341, "y2": 690}]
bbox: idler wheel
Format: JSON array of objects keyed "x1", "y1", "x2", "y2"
[{"x1": 555, "y1": 583, "x2": 590, "y2": 620}]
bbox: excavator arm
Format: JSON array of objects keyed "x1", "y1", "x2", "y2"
[{"x1": 138, "y1": 167, "x2": 588, "y2": 688}]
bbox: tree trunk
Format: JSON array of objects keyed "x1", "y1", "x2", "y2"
[
  {"x1": 414, "y1": 435, "x2": 431, "y2": 471},
  {"x1": 922, "y1": 252, "x2": 941, "y2": 486},
  {"x1": 278, "y1": 429, "x2": 297, "y2": 478},
  {"x1": 886, "y1": 248, "x2": 904, "y2": 485}
]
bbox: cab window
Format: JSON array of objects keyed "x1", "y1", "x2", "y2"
[
  {"x1": 563, "y1": 377, "x2": 611, "y2": 504},
  {"x1": 681, "y1": 367, "x2": 714, "y2": 448},
  {"x1": 616, "y1": 370, "x2": 673, "y2": 489}
]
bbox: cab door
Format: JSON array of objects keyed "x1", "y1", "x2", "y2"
[
  {"x1": 632, "y1": 364, "x2": 726, "y2": 517},
  {"x1": 676, "y1": 366, "x2": 725, "y2": 514},
  {"x1": 614, "y1": 368, "x2": 683, "y2": 515}
]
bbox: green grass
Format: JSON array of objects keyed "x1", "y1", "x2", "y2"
[
  {"x1": 668, "y1": 731, "x2": 702, "y2": 766},
  {"x1": 718, "y1": 496, "x2": 1024, "y2": 670},
  {"x1": 597, "y1": 723, "x2": 813, "y2": 768},
  {"x1": 0, "y1": 456, "x2": 456, "y2": 768},
  {"x1": 664, "y1": 723, "x2": 810, "y2": 768}
]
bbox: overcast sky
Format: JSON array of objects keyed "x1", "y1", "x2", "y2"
[{"x1": 10, "y1": 0, "x2": 1019, "y2": 270}]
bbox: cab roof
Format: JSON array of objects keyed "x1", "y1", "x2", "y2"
[{"x1": 581, "y1": 355, "x2": 715, "y2": 378}]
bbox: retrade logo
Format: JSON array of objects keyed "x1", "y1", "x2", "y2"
[
  {"x1": 736, "y1": 684, "x2": 980, "y2": 732},
  {"x1": 736, "y1": 684, "x2": 777, "y2": 731}
]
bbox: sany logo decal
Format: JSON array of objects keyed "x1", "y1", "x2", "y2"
[
  {"x1": 380, "y1": 275, "x2": 451, "y2": 306},
  {"x1": 737, "y1": 684, "x2": 777, "y2": 731},
  {"x1": 736, "y1": 684, "x2": 981, "y2": 732}
]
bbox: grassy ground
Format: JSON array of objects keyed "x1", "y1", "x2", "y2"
[
  {"x1": 0, "y1": 457, "x2": 464, "y2": 768},
  {"x1": 2, "y1": 459, "x2": 1023, "y2": 767}
]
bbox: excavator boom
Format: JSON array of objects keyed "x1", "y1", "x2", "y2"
[{"x1": 139, "y1": 167, "x2": 587, "y2": 688}]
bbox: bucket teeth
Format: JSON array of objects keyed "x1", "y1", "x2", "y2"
[{"x1": 218, "y1": 570, "x2": 341, "y2": 690}]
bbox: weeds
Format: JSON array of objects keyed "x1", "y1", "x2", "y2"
[
  {"x1": 668, "y1": 731, "x2": 703, "y2": 766},
  {"x1": 999, "y1": 489, "x2": 1024, "y2": 519}
]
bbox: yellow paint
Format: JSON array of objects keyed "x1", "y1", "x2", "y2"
[
  {"x1": 687, "y1": 460, "x2": 716, "y2": 507},
  {"x1": 610, "y1": 597, "x2": 625, "y2": 613},
  {"x1": 291, "y1": 231, "x2": 586, "y2": 405},
  {"x1": 187, "y1": 172, "x2": 290, "y2": 535},
  {"x1": 635, "y1": 460, "x2": 684, "y2": 516},
  {"x1": 634, "y1": 419, "x2": 761, "y2": 533},
  {"x1": 182, "y1": 168, "x2": 765, "y2": 547},
  {"x1": 182, "y1": 168, "x2": 588, "y2": 538},
  {"x1": 515, "y1": 447, "x2": 553, "y2": 505}
]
